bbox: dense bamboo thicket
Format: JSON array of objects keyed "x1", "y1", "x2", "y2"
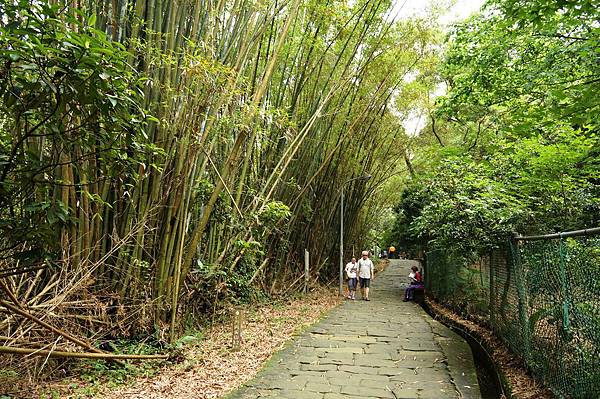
[{"x1": 0, "y1": 0, "x2": 437, "y2": 347}]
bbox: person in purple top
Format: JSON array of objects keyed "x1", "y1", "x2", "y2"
[{"x1": 403, "y1": 266, "x2": 423, "y2": 301}]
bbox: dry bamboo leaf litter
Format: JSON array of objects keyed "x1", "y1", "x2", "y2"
[
  {"x1": 65, "y1": 288, "x2": 342, "y2": 399},
  {"x1": 426, "y1": 299, "x2": 554, "y2": 399}
]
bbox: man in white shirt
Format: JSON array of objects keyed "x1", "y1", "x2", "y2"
[
  {"x1": 345, "y1": 257, "x2": 358, "y2": 299},
  {"x1": 357, "y1": 250, "x2": 374, "y2": 301}
]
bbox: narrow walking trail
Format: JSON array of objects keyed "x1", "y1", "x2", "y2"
[{"x1": 227, "y1": 260, "x2": 481, "y2": 399}]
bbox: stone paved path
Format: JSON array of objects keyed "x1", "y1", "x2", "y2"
[{"x1": 227, "y1": 260, "x2": 481, "y2": 399}]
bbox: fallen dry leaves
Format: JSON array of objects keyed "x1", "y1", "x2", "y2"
[
  {"x1": 93, "y1": 288, "x2": 341, "y2": 399},
  {"x1": 426, "y1": 299, "x2": 554, "y2": 399}
]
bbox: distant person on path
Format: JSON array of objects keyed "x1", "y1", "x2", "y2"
[
  {"x1": 403, "y1": 265, "x2": 423, "y2": 302},
  {"x1": 345, "y1": 257, "x2": 358, "y2": 300},
  {"x1": 358, "y1": 250, "x2": 374, "y2": 301},
  {"x1": 388, "y1": 246, "x2": 396, "y2": 259}
]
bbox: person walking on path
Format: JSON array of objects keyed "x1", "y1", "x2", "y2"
[
  {"x1": 345, "y1": 257, "x2": 358, "y2": 299},
  {"x1": 404, "y1": 265, "x2": 424, "y2": 301},
  {"x1": 358, "y1": 250, "x2": 374, "y2": 301},
  {"x1": 388, "y1": 245, "x2": 396, "y2": 259}
]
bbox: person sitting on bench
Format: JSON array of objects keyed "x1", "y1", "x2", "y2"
[{"x1": 403, "y1": 266, "x2": 423, "y2": 302}]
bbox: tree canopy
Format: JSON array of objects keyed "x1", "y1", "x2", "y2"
[
  {"x1": 1, "y1": 0, "x2": 598, "y2": 378},
  {"x1": 388, "y1": 0, "x2": 600, "y2": 255},
  {"x1": 0, "y1": 0, "x2": 441, "y2": 343}
]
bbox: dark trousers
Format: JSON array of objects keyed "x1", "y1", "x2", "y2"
[{"x1": 404, "y1": 283, "x2": 423, "y2": 300}]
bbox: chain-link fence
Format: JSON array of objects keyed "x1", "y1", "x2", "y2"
[{"x1": 425, "y1": 228, "x2": 600, "y2": 399}]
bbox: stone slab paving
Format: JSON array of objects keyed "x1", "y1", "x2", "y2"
[{"x1": 227, "y1": 260, "x2": 481, "y2": 399}]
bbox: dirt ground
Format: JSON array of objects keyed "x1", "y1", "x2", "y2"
[
  {"x1": 426, "y1": 299, "x2": 554, "y2": 399},
  {"x1": 36, "y1": 288, "x2": 342, "y2": 399}
]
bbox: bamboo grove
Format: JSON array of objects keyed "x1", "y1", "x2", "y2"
[{"x1": 0, "y1": 0, "x2": 438, "y2": 340}]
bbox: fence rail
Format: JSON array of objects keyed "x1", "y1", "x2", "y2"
[
  {"x1": 425, "y1": 228, "x2": 600, "y2": 399},
  {"x1": 516, "y1": 226, "x2": 600, "y2": 241}
]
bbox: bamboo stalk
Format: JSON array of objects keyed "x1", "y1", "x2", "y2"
[
  {"x1": 0, "y1": 335, "x2": 69, "y2": 350},
  {"x1": 181, "y1": 0, "x2": 302, "y2": 278},
  {"x1": 0, "y1": 346, "x2": 168, "y2": 360}
]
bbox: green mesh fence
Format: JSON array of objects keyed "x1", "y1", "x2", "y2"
[{"x1": 425, "y1": 232, "x2": 600, "y2": 399}]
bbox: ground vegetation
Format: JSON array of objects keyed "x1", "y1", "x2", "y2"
[{"x1": 0, "y1": 0, "x2": 436, "y2": 390}]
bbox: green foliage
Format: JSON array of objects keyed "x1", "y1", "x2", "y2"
[
  {"x1": 0, "y1": 1, "x2": 147, "y2": 259},
  {"x1": 387, "y1": 180, "x2": 429, "y2": 254},
  {"x1": 389, "y1": 0, "x2": 600, "y2": 256},
  {"x1": 71, "y1": 358, "x2": 158, "y2": 396},
  {"x1": 384, "y1": 2, "x2": 600, "y2": 398},
  {"x1": 440, "y1": 0, "x2": 600, "y2": 129},
  {"x1": 173, "y1": 333, "x2": 203, "y2": 349},
  {"x1": 259, "y1": 201, "x2": 291, "y2": 226},
  {"x1": 393, "y1": 156, "x2": 526, "y2": 253}
]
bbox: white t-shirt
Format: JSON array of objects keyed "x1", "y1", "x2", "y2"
[
  {"x1": 345, "y1": 262, "x2": 358, "y2": 278},
  {"x1": 358, "y1": 258, "x2": 374, "y2": 279},
  {"x1": 409, "y1": 271, "x2": 417, "y2": 283}
]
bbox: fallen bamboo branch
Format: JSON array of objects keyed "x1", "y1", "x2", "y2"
[
  {"x1": 279, "y1": 273, "x2": 305, "y2": 296},
  {"x1": 0, "y1": 299, "x2": 107, "y2": 356},
  {"x1": 0, "y1": 279, "x2": 22, "y2": 307},
  {"x1": 0, "y1": 335, "x2": 69, "y2": 350},
  {"x1": 0, "y1": 263, "x2": 49, "y2": 278},
  {"x1": 249, "y1": 257, "x2": 270, "y2": 284},
  {"x1": 0, "y1": 345, "x2": 169, "y2": 360}
]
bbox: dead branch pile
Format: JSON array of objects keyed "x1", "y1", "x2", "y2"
[{"x1": 0, "y1": 225, "x2": 169, "y2": 393}]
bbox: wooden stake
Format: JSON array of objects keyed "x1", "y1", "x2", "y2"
[
  {"x1": 304, "y1": 249, "x2": 309, "y2": 294},
  {"x1": 231, "y1": 309, "x2": 242, "y2": 352}
]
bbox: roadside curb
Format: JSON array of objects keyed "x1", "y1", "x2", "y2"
[{"x1": 423, "y1": 299, "x2": 554, "y2": 399}]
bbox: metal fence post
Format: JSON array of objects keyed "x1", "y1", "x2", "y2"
[
  {"x1": 489, "y1": 249, "x2": 496, "y2": 327},
  {"x1": 511, "y1": 236, "x2": 532, "y2": 363},
  {"x1": 339, "y1": 188, "x2": 344, "y2": 296},
  {"x1": 558, "y1": 237, "x2": 571, "y2": 335}
]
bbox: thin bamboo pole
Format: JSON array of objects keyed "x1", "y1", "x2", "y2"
[{"x1": 0, "y1": 346, "x2": 168, "y2": 360}]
